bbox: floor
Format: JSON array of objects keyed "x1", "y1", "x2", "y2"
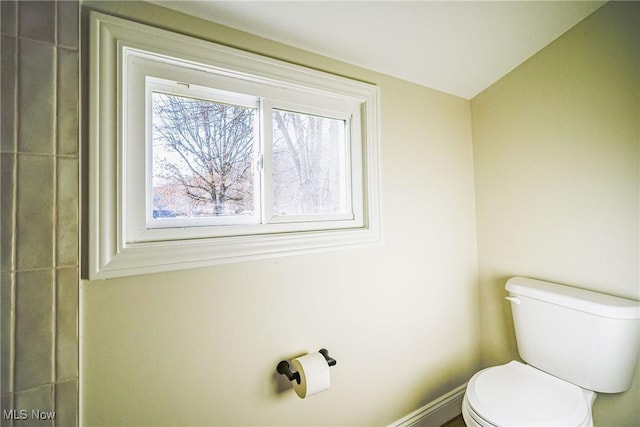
[{"x1": 442, "y1": 414, "x2": 466, "y2": 427}]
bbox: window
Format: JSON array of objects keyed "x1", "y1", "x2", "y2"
[
  {"x1": 148, "y1": 79, "x2": 261, "y2": 228},
  {"x1": 271, "y1": 109, "x2": 350, "y2": 218},
  {"x1": 88, "y1": 12, "x2": 381, "y2": 279}
]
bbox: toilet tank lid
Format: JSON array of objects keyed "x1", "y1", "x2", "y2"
[{"x1": 506, "y1": 277, "x2": 640, "y2": 320}]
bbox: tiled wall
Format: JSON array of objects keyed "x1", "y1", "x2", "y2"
[{"x1": 1, "y1": 1, "x2": 79, "y2": 425}]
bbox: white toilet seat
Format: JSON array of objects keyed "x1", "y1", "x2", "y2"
[
  {"x1": 464, "y1": 361, "x2": 594, "y2": 427},
  {"x1": 463, "y1": 394, "x2": 498, "y2": 427}
]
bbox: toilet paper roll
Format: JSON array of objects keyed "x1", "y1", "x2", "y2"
[{"x1": 291, "y1": 352, "x2": 331, "y2": 398}]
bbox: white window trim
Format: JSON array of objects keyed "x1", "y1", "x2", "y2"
[{"x1": 88, "y1": 12, "x2": 382, "y2": 279}]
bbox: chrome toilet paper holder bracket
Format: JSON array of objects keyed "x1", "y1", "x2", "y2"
[{"x1": 277, "y1": 348, "x2": 337, "y2": 385}]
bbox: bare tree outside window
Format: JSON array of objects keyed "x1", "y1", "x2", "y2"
[
  {"x1": 273, "y1": 110, "x2": 348, "y2": 216},
  {"x1": 151, "y1": 92, "x2": 349, "y2": 223},
  {"x1": 152, "y1": 92, "x2": 257, "y2": 219}
]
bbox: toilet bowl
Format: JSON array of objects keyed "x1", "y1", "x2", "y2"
[
  {"x1": 462, "y1": 361, "x2": 595, "y2": 427},
  {"x1": 462, "y1": 277, "x2": 640, "y2": 427}
]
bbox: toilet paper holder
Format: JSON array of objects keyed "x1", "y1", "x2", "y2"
[{"x1": 277, "y1": 348, "x2": 337, "y2": 384}]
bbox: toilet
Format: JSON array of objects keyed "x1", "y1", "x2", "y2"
[{"x1": 462, "y1": 277, "x2": 640, "y2": 427}]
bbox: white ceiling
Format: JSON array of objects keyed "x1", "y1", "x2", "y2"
[{"x1": 152, "y1": 1, "x2": 606, "y2": 99}]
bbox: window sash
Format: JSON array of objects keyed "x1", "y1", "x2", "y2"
[
  {"x1": 145, "y1": 78, "x2": 262, "y2": 229},
  {"x1": 143, "y1": 72, "x2": 359, "y2": 231},
  {"x1": 264, "y1": 102, "x2": 355, "y2": 225}
]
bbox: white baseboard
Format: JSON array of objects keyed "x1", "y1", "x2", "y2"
[{"x1": 388, "y1": 383, "x2": 467, "y2": 427}]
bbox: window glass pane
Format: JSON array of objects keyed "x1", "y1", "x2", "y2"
[
  {"x1": 152, "y1": 92, "x2": 257, "y2": 219},
  {"x1": 272, "y1": 109, "x2": 349, "y2": 216}
]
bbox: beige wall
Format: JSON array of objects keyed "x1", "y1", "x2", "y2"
[
  {"x1": 80, "y1": 2, "x2": 480, "y2": 426},
  {"x1": 471, "y1": 2, "x2": 640, "y2": 426}
]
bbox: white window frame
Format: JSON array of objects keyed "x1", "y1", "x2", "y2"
[{"x1": 88, "y1": 12, "x2": 381, "y2": 279}]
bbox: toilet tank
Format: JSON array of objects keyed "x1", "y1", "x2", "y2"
[{"x1": 506, "y1": 277, "x2": 640, "y2": 393}]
